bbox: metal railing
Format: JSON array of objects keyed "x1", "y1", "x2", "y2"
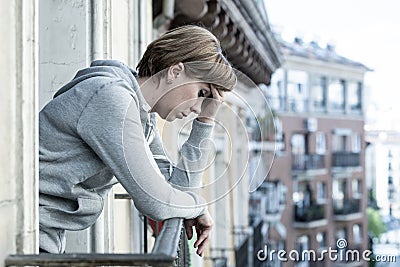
[
  {"x1": 5, "y1": 218, "x2": 183, "y2": 267},
  {"x1": 294, "y1": 203, "x2": 325, "y2": 222},
  {"x1": 292, "y1": 154, "x2": 326, "y2": 171},
  {"x1": 5, "y1": 190, "x2": 187, "y2": 267},
  {"x1": 333, "y1": 198, "x2": 361, "y2": 215},
  {"x1": 332, "y1": 152, "x2": 360, "y2": 167}
]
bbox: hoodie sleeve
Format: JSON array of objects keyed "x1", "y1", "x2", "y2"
[
  {"x1": 149, "y1": 117, "x2": 214, "y2": 189},
  {"x1": 76, "y1": 83, "x2": 207, "y2": 221}
]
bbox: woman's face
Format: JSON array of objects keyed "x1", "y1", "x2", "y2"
[{"x1": 154, "y1": 78, "x2": 212, "y2": 121}]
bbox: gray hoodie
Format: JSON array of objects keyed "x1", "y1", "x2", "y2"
[{"x1": 39, "y1": 60, "x2": 212, "y2": 253}]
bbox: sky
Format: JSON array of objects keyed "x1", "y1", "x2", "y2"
[{"x1": 263, "y1": 0, "x2": 400, "y2": 130}]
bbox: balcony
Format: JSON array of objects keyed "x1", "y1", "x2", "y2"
[
  {"x1": 5, "y1": 218, "x2": 185, "y2": 267},
  {"x1": 288, "y1": 98, "x2": 309, "y2": 113},
  {"x1": 6, "y1": 192, "x2": 188, "y2": 266},
  {"x1": 334, "y1": 199, "x2": 362, "y2": 221},
  {"x1": 312, "y1": 100, "x2": 327, "y2": 113},
  {"x1": 249, "y1": 194, "x2": 281, "y2": 223},
  {"x1": 292, "y1": 154, "x2": 326, "y2": 175},
  {"x1": 332, "y1": 152, "x2": 360, "y2": 168},
  {"x1": 249, "y1": 182, "x2": 286, "y2": 223},
  {"x1": 294, "y1": 204, "x2": 327, "y2": 228}
]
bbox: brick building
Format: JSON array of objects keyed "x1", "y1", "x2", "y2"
[{"x1": 249, "y1": 35, "x2": 370, "y2": 267}]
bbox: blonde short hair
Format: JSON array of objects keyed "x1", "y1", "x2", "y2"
[{"x1": 136, "y1": 25, "x2": 236, "y2": 91}]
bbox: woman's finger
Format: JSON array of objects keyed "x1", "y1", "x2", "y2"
[
  {"x1": 196, "y1": 236, "x2": 210, "y2": 256},
  {"x1": 194, "y1": 227, "x2": 211, "y2": 248},
  {"x1": 184, "y1": 220, "x2": 195, "y2": 240},
  {"x1": 210, "y1": 85, "x2": 223, "y2": 101}
]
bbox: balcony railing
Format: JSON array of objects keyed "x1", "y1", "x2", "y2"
[
  {"x1": 294, "y1": 204, "x2": 325, "y2": 222},
  {"x1": 249, "y1": 186, "x2": 286, "y2": 225},
  {"x1": 332, "y1": 152, "x2": 360, "y2": 167},
  {"x1": 292, "y1": 154, "x2": 326, "y2": 171},
  {"x1": 288, "y1": 98, "x2": 309, "y2": 113},
  {"x1": 5, "y1": 191, "x2": 187, "y2": 267},
  {"x1": 6, "y1": 218, "x2": 184, "y2": 267},
  {"x1": 334, "y1": 199, "x2": 361, "y2": 215}
]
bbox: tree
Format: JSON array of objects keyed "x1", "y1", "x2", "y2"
[{"x1": 367, "y1": 207, "x2": 387, "y2": 238}]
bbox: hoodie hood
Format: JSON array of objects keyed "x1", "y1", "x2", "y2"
[{"x1": 53, "y1": 60, "x2": 139, "y2": 99}]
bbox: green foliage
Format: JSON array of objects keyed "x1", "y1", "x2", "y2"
[
  {"x1": 367, "y1": 207, "x2": 387, "y2": 238},
  {"x1": 257, "y1": 111, "x2": 277, "y2": 141}
]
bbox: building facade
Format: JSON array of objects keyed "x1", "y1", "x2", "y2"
[{"x1": 249, "y1": 35, "x2": 370, "y2": 267}]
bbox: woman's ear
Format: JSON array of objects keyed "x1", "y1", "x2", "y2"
[{"x1": 167, "y1": 62, "x2": 185, "y2": 81}]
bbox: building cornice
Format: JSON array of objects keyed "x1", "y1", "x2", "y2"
[{"x1": 159, "y1": 0, "x2": 283, "y2": 85}]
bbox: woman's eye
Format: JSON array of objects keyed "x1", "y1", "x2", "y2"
[{"x1": 198, "y1": 89, "x2": 208, "y2": 97}]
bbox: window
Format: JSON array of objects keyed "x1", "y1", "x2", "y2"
[
  {"x1": 353, "y1": 224, "x2": 362, "y2": 244},
  {"x1": 264, "y1": 182, "x2": 280, "y2": 213},
  {"x1": 352, "y1": 133, "x2": 361, "y2": 153},
  {"x1": 291, "y1": 133, "x2": 306, "y2": 170},
  {"x1": 317, "y1": 182, "x2": 327, "y2": 203},
  {"x1": 328, "y1": 79, "x2": 345, "y2": 112},
  {"x1": 316, "y1": 132, "x2": 326, "y2": 155},
  {"x1": 316, "y1": 231, "x2": 327, "y2": 249},
  {"x1": 352, "y1": 179, "x2": 362, "y2": 198},
  {"x1": 287, "y1": 70, "x2": 308, "y2": 112},
  {"x1": 348, "y1": 81, "x2": 362, "y2": 112},
  {"x1": 268, "y1": 69, "x2": 285, "y2": 111},
  {"x1": 311, "y1": 76, "x2": 327, "y2": 112},
  {"x1": 291, "y1": 134, "x2": 306, "y2": 155},
  {"x1": 293, "y1": 183, "x2": 314, "y2": 208},
  {"x1": 336, "y1": 227, "x2": 347, "y2": 250},
  {"x1": 336, "y1": 227, "x2": 347, "y2": 240},
  {"x1": 296, "y1": 235, "x2": 310, "y2": 266},
  {"x1": 275, "y1": 118, "x2": 283, "y2": 142},
  {"x1": 333, "y1": 180, "x2": 347, "y2": 209},
  {"x1": 332, "y1": 134, "x2": 350, "y2": 152}
]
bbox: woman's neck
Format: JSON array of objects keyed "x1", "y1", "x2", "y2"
[{"x1": 136, "y1": 76, "x2": 159, "y2": 112}]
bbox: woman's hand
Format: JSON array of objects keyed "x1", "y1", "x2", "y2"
[
  {"x1": 197, "y1": 85, "x2": 225, "y2": 124},
  {"x1": 184, "y1": 211, "x2": 214, "y2": 257}
]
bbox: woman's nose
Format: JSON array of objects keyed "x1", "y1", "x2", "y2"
[{"x1": 190, "y1": 99, "x2": 203, "y2": 114}]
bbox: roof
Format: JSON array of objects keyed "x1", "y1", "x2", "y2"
[{"x1": 276, "y1": 35, "x2": 371, "y2": 71}]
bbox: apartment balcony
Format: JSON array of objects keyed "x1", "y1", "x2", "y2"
[
  {"x1": 312, "y1": 100, "x2": 326, "y2": 113},
  {"x1": 288, "y1": 99, "x2": 309, "y2": 113},
  {"x1": 294, "y1": 204, "x2": 327, "y2": 228},
  {"x1": 334, "y1": 199, "x2": 363, "y2": 221},
  {"x1": 292, "y1": 154, "x2": 327, "y2": 176},
  {"x1": 249, "y1": 182, "x2": 286, "y2": 223},
  {"x1": 249, "y1": 195, "x2": 283, "y2": 223},
  {"x1": 332, "y1": 152, "x2": 361, "y2": 168}
]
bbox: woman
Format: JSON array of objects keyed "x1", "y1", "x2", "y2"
[{"x1": 39, "y1": 25, "x2": 236, "y2": 256}]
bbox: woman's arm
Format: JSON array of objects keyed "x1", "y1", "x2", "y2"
[
  {"x1": 77, "y1": 83, "x2": 207, "y2": 221},
  {"x1": 148, "y1": 117, "x2": 214, "y2": 189},
  {"x1": 149, "y1": 85, "x2": 225, "y2": 189}
]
